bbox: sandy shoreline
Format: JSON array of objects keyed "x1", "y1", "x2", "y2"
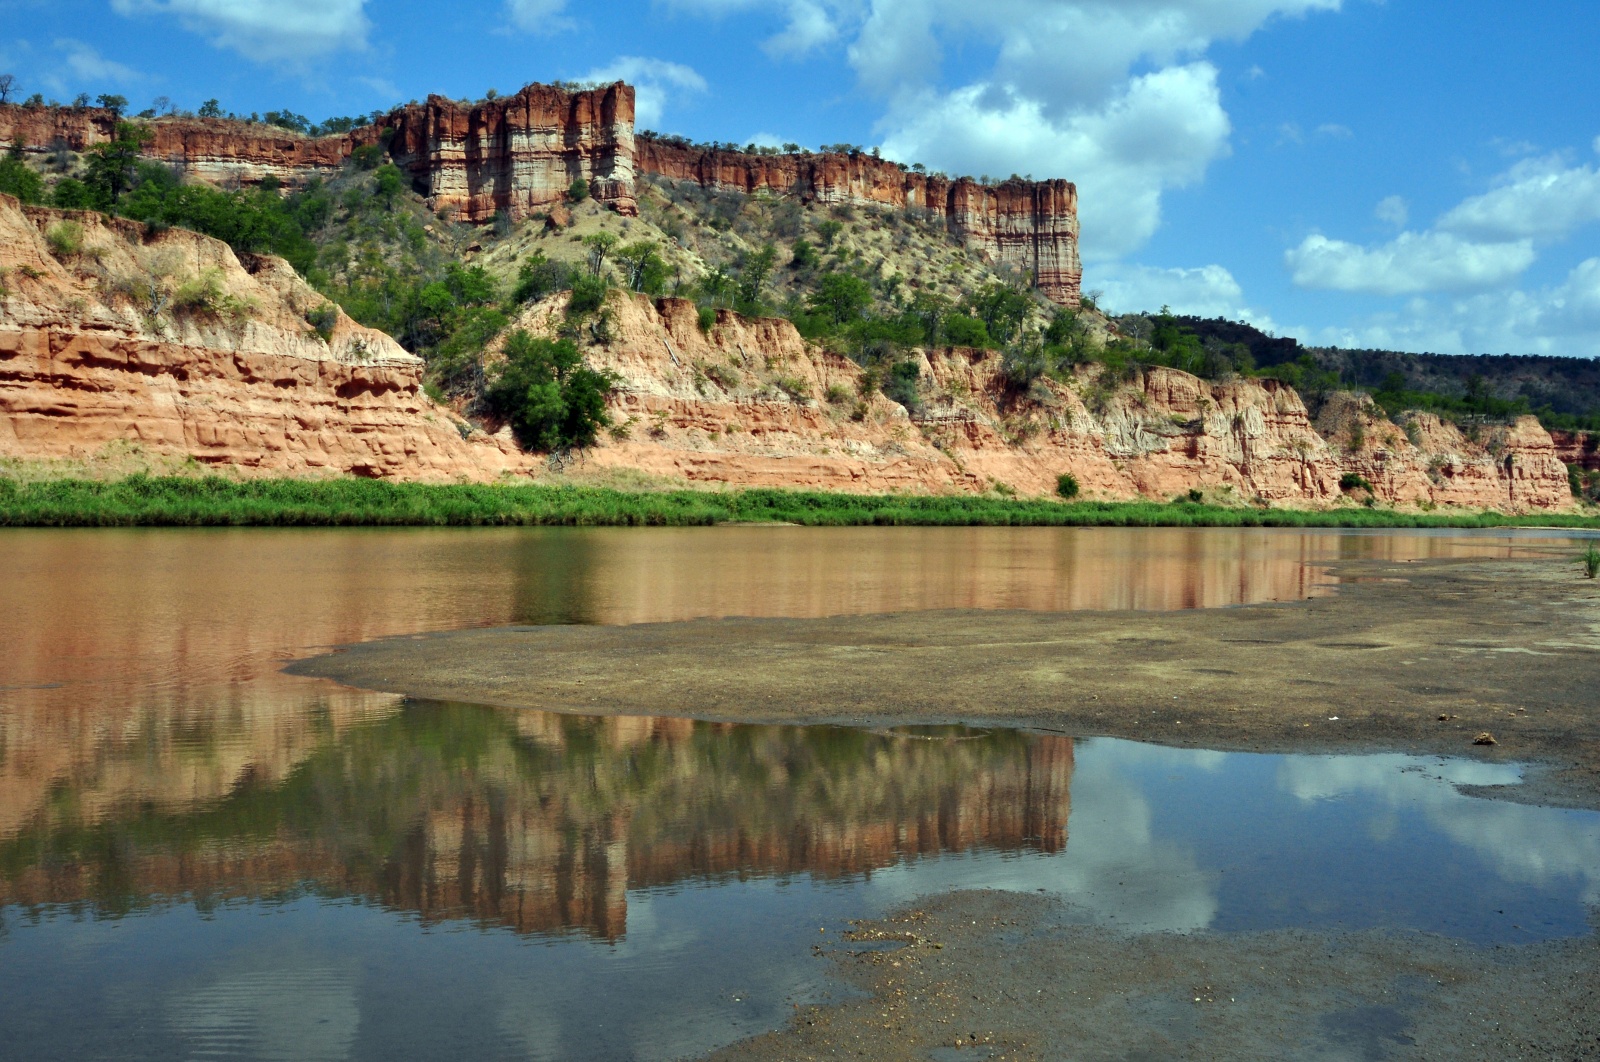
[
  {"x1": 288, "y1": 554, "x2": 1600, "y2": 1060},
  {"x1": 290, "y1": 553, "x2": 1600, "y2": 808}
]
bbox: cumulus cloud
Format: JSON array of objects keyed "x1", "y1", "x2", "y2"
[
  {"x1": 53, "y1": 39, "x2": 142, "y2": 84},
  {"x1": 1374, "y1": 195, "x2": 1409, "y2": 228},
  {"x1": 110, "y1": 0, "x2": 369, "y2": 66},
  {"x1": 504, "y1": 0, "x2": 572, "y2": 33},
  {"x1": 582, "y1": 57, "x2": 707, "y2": 130},
  {"x1": 1296, "y1": 256, "x2": 1600, "y2": 356},
  {"x1": 882, "y1": 63, "x2": 1231, "y2": 259},
  {"x1": 1286, "y1": 231, "x2": 1535, "y2": 296},
  {"x1": 1439, "y1": 153, "x2": 1600, "y2": 242},
  {"x1": 667, "y1": 0, "x2": 1346, "y2": 259},
  {"x1": 1095, "y1": 263, "x2": 1251, "y2": 319}
]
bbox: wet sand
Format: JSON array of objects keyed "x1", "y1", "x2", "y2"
[{"x1": 290, "y1": 554, "x2": 1600, "y2": 1060}]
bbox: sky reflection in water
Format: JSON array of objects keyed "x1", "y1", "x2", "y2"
[
  {"x1": 2, "y1": 526, "x2": 1597, "y2": 1061},
  {"x1": 2, "y1": 711, "x2": 1598, "y2": 1062}
]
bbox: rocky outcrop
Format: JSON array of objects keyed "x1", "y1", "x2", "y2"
[
  {"x1": 514, "y1": 291, "x2": 1573, "y2": 512},
  {"x1": 0, "y1": 193, "x2": 528, "y2": 479},
  {"x1": 0, "y1": 84, "x2": 1079, "y2": 303},
  {"x1": 1551, "y1": 429, "x2": 1599, "y2": 472},
  {"x1": 0, "y1": 105, "x2": 353, "y2": 188},
  {"x1": 368, "y1": 83, "x2": 637, "y2": 221},
  {"x1": 637, "y1": 139, "x2": 1081, "y2": 305}
]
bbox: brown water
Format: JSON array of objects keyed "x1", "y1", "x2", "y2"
[{"x1": 1, "y1": 525, "x2": 1596, "y2": 1061}]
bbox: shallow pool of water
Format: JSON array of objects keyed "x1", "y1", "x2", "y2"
[{"x1": 1, "y1": 525, "x2": 1595, "y2": 1061}]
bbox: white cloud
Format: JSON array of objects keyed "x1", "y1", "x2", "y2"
[
  {"x1": 882, "y1": 62, "x2": 1231, "y2": 260},
  {"x1": 53, "y1": 39, "x2": 142, "y2": 84},
  {"x1": 667, "y1": 0, "x2": 1347, "y2": 259},
  {"x1": 1315, "y1": 122, "x2": 1352, "y2": 139},
  {"x1": 582, "y1": 57, "x2": 707, "y2": 130},
  {"x1": 1374, "y1": 195, "x2": 1409, "y2": 228},
  {"x1": 1095, "y1": 263, "x2": 1252, "y2": 319},
  {"x1": 504, "y1": 0, "x2": 572, "y2": 33},
  {"x1": 1298, "y1": 256, "x2": 1600, "y2": 356},
  {"x1": 763, "y1": 0, "x2": 841, "y2": 55},
  {"x1": 110, "y1": 0, "x2": 369, "y2": 66},
  {"x1": 1286, "y1": 231, "x2": 1535, "y2": 296},
  {"x1": 1439, "y1": 154, "x2": 1600, "y2": 242}
]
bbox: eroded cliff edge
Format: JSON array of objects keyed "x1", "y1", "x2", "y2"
[
  {"x1": 0, "y1": 82, "x2": 1082, "y2": 307},
  {"x1": 507, "y1": 291, "x2": 1574, "y2": 511},
  {"x1": 0, "y1": 193, "x2": 527, "y2": 479}
]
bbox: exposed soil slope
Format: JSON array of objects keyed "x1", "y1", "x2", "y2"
[
  {"x1": 519, "y1": 291, "x2": 1574, "y2": 510},
  {"x1": 0, "y1": 193, "x2": 529, "y2": 479}
]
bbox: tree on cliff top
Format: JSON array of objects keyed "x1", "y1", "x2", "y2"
[{"x1": 0, "y1": 75, "x2": 17, "y2": 105}]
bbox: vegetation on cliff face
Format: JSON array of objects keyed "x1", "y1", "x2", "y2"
[
  {"x1": 3, "y1": 475, "x2": 1598, "y2": 529},
  {"x1": 6, "y1": 93, "x2": 1597, "y2": 468}
]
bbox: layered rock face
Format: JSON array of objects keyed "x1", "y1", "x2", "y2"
[
  {"x1": 0, "y1": 105, "x2": 353, "y2": 187},
  {"x1": 520, "y1": 292, "x2": 1573, "y2": 512},
  {"x1": 0, "y1": 85, "x2": 1079, "y2": 302},
  {"x1": 0, "y1": 193, "x2": 527, "y2": 479},
  {"x1": 366, "y1": 82, "x2": 637, "y2": 221},
  {"x1": 0, "y1": 82, "x2": 638, "y2": 221},
  {"x1": 637, "y1": 138, "x2": 1082, "y2": 305},
  {"x1": 1551, "y1": 430, "x2": 1599, "y2": 472}
]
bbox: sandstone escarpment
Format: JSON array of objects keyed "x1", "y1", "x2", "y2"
[
  {"x1": 1, "y1": 83, "x2": 1080, "y2": 304},
  {"x1": 367, "y1": 83, "x2": 637, "y2": 222},
  {"x1": 524, "y1": 291, "x2": 1572, "y2": 511},
  {"x1": 0, "y1": 193, "x2": 528, "y2": 479},
  {"x1": 1551, "y1": 429, "x2": 1599, "y2": 472},
  {"x1": 0, "y1": 105, "x2": 355, "y2": 188},
  {"x1": 637, "y1": 138, "x2": 1081, "y2": 305}
]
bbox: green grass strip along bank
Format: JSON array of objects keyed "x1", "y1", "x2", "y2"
[{"x1": 3, "y1": 475, "x2": 1600, "y2": 530}]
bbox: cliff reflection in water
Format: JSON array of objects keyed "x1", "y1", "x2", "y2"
[
  {"x1": 0, "y1": 525, "x2": 1544, "y2": 841},
  {"x1": 0, "y1": 704, "x2": 1073, "y2": 941}
]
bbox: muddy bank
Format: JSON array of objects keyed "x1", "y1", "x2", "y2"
[
  {"x1": 291, "y1": 553, "x2": 1600, "y2": 808},
  {"x1": 709, "y1": 889, "x2": 1599, "y2": 1061}
]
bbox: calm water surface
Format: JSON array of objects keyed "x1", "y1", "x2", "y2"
[{"x1": 1, "y1": 526, "x2": 1596, "y2": 1061}]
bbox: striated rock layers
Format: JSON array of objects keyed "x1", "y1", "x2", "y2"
[
  {"x1": 369, "y1": 82, "x2": 637, "y2": 221},
  {"x1": 0, "y1": 82, "x2": 1080, "y2": 303},
  {"x1": 511, "y1": 291, "x2": 1574, "y2": 512},
  {"x1": 636, "y1": 139, "x2": 1082, "y2": 305},
  {"x1": 0, "y1": 193, "x2": 528, "y2": 479}
]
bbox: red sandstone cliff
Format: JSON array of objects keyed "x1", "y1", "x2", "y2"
[
  {"x1": 368, "y1": 82, "x2": 637, "y2": 221},
  {"x1": 0, "y1": 193, "x2": 529, "y2": 478},
  {"x1": 636, "y1": 138, "x2": 1081, "y2": 305},
  {"x1": 0, "y1": 83, "x2": 1080, "y2": 304},
  {"x1": 509, "y1": 291, "x2": 1574, "y2": 512}
]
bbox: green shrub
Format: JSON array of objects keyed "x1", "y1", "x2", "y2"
[
  {"x1": 1340, "y1": 472, "x2": 1375, "y2": 493},
  {"x1": 350, "y1": 144, "x2": 385, "y2": 170},
  {"x1": 1582, "y1": 543, "x2": 1600, "y2": 579},
  {"x1": 567, "y1": 274, "x2": 608, "y2": 317},
  {"x1": 943, "y1": 313, "x2": 990, "y2": 348},
  {"x1": 45, "y1": 220, "x2": 84, "y2": 257},
  {"x1": 697, "y1": 305, "x2": 717, "y2": 332},
  {"x1": 305, "y1": 303, "x2": 339, "y2": 342},
  {"x1": 513, "y1": 252, "x2": 576, "y2": 304},
  {"x1": 881, "y1": 360, "x2": 923, "y2": 414},
  {"x1": 483, "y1": 330, "x2": 617, "y2": 452},
  {"x1": 0, "y1": 144, "x2": 43, "y2": 205},
  {"x1": 568, "y1": 177, "x2": 589, "y2": 202},
  {"x1": 1056, "y1": 473, "x2": 1081, "y2": 500},
  {"x1": 51, "y1": 178, "x2": 95, "y2": 210}
]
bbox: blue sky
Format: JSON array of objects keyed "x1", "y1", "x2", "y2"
[{"x1": 4, "y1": 0, "x2": 1600, "y2": 358}]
